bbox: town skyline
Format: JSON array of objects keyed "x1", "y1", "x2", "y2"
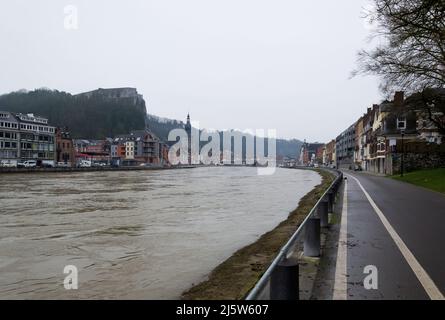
[{"x1": 0, "y1": 84, "x2": 378, "y2": 144}]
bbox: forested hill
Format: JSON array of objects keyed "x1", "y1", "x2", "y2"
[
  {"x1": 146, "y1": 114, "x2": 185, "y2": 141},
  {"x1": 0, "y1": 88, "x2": 147, "y2": 139},
  {"x1": 0, "y1": 88, "x2": 303, "y2": 158}
]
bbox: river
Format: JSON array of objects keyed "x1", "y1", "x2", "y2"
[{"x1": 0, "y1": 167, "x2": 321, "y2": 299}]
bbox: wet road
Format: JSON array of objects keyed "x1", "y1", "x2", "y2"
[
  {"x1": 336, "y1": 171, "x2": 445, "y2": 300},
  {"x1": 0, "y1": 167, "x2": 321, "y2": 299}
]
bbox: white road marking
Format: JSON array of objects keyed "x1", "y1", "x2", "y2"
[
  {"x1": 333, "y1": 179, "x2": 348, "y2": 300},
  {"x1": 347, "y1": 174, "x2": 444, "y2": 300}
]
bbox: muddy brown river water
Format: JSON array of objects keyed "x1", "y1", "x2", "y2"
[{"x1": 0, "y1": 167, "x2": 320, "y2": 299}]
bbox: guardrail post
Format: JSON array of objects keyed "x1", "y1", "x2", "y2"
[
  {"x1": 270, "y1": 258, "x2": 299, "y2": 300},
  {"x1": 319, "y1": 201, "x2": 329, "y2": 228},
  {"x1": 333, "y1": 175, "x2": 342, "y2": 201},
  {"x1": 328, "y1": 190, "x2": 335, "y2": 212},
  {"x1": 304, "y1": 218, "x2": 320, "y2": 257}
]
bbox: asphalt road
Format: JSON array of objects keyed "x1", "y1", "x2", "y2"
[{"x1": 336, "y1": 171, "x2": 445, "y2": 300}]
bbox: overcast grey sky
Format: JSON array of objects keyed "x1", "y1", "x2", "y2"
[{"x1": 0, "y1": 0, "x2": 381, "y2": 142}]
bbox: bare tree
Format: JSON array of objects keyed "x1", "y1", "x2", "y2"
[{"x1": 353, "y1": 0, "x2": 445, "y2": 94}]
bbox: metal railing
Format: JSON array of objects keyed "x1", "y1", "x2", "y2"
[{"x1": 245, "y1": 167, "x2": 343, "y2": 300}]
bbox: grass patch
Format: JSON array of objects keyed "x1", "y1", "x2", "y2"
[
  {"x1": 392, "y1": 168, "x2": 445, "y2": 194},
  {"x1": 181, "y1": 169, "x2": 335, "y2": 300}
]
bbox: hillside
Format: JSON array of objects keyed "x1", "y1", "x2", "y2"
[
  {"x1": 0, "y1": 88, "x2": 147, "y2": 139},
  {"x1": 146, "y1": 114, "x2": 185, "y2": 141}
]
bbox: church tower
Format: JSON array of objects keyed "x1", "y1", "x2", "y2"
[{"x1": 185, "y1": 113, "x2": 192, "y2": 165}]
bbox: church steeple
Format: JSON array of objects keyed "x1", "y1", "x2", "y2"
[
  {"x1": 185, "y1": 113, "x2": 191, "y2": 132},
  {"x1": 185, "y1": 113, "x2": 192, "y2": 165}
]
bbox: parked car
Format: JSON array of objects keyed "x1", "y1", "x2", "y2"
[
  {"x1": 18, "y1": 160, "x2": 37, "y2": 168},
  {"x1": 78, "y1": 160, "x2": 92, "y2": 168},
  {"x1": 92, "y1": 162, "x2": 107, "y2": 167},
  {"x1": 41, "y1": 160, "x2": 55, "y2": 168},
  {"x1": 57, "y1": 162, "x2": 71, "y2": 168},
  {"x1": 139, "y1": 163, "x2": 152, "y2": 167},
  {"x1": 0, "y1": 160, "x2": 17, "y2": 168}
]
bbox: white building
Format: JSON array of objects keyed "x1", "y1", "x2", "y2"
[{"x1": 125, "y1": 141, "x2": 135, "y2": 159}]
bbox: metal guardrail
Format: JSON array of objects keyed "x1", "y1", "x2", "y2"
[{"x1": 245, "y1": 167, "x2": 343, "y2": 300}]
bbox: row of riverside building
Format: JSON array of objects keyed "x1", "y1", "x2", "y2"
[
  {"x1": 0, "y1": 111, "x2": 170, "y2": 168},
  {"x1": 299, "y1": 90, "x2": 445, "y2": 175}
]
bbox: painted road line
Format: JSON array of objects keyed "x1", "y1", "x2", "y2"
[
  {"x1": 347, "y1": 174, "x2": 444, "y2": 300},
  {"x1": 333, "y1": 179, "x2": 348, "y2": 300}
]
